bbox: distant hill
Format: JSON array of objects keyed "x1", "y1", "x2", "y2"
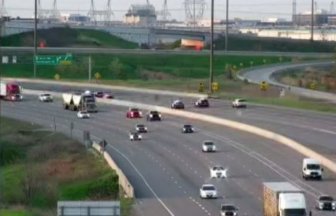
[
  {"x1": 0, "y1": 27, "x2": 138, "y2": 49},
  {"x1": 213, "y1": 34, "x2": 336, "y2": 53}
]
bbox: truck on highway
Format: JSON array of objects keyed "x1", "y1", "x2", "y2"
[
  {"x1": 263, "y1": 182, "x2": 307, "y2": 216},
  {"x1": 0, "y1": 81, "x2": 22, "y2": 101},
  {"x1": 62, "y1": 92, "x2": 97, "y2": 112}
]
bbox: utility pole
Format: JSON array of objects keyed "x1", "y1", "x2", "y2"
[
  {"x1": 209, "y1": 0, "x2": 214, "y2": 94},
  {"x1": 225, "y1": 0, "x2": 229, "y2": 51},
  {"x1": 311, "y1": 0, "x2": 314, "y2": 41},
  {"x1": 88, "y1": 56, "x2": 92, "y2": 81},
  {"x1": 34, "y1": 0, "x2": 37, "y2": 78}
]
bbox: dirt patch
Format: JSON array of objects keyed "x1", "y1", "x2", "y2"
[
  {"x1": 140, "y1": 70, "x2": 176, "y2": 80},
  {"x1": 44, "y1": 159, "x2": 75, "y2": 181}
]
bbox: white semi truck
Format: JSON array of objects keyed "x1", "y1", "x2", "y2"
[
  {"x1": 62, "y1": 92, "x2": 97, "y2": 112},
  {"x1": 263, "y1": 182, "x2": 307, "y2": 216}
]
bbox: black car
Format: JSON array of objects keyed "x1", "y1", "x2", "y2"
[
  {"x1": 146, "y1": 111, "x2": 162, "y2": 121},
  {"x1": 195, "y1": 98, "x2": 209, "y2": 108},
  {"x1": 171, "y1": 100, "x2": 185, "y2": 109},
  {"x1": 220, "y1": 204, "x2": 238, "y2": 216},
  {"x1": 316, "y1": 195, "x2": 335, "y2": 211},
  {"x1": 135, "y1": 124, "x2": 148, "y2": 133},
  {"x1": 182, "y1": 124, "x2": 194, "y2": 133}
]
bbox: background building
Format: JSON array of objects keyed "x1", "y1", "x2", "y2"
[{"x1": 124, "y1": 4, "x2": 157, "y2": 26}]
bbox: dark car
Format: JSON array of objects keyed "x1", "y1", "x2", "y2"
[
  {"x1": 135, "y1": 124, "x2": 148, "y2": 133},
  {"x1": 182, "y1": 124, "x2": 194, "y2": 133},
  {"x1": 195, "y1": 98, "x2": 209, "y2": 108},
  {"x1": 171, "y1": 100, "x2": 185, "y2": 109},
  {"x1": 94, "y1": 91, "x2": 104, "y2": 98},
  {"x1": 316, "y1": 195, "x2": 335, "y2": 211},
  {"x1": 146, "y1": 111, "x2": 162, "y2": 121},
  {"x1": 221, "y1": 204, "x2": 238, "y2": 216}
]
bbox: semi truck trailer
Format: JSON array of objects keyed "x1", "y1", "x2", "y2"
[
  {"x1": 0, "y1": 81, "x2": 22, "y2": 101},
  {"x1": 263, "y1": 182, "x2": 307, "y2": 216}
]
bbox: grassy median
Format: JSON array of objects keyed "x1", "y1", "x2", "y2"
[{"x1": 0, "y1": 117, "x2": 130, "y2": 216}]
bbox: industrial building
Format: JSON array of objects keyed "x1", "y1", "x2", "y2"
[
  {"x1": 293, "y1": 9, "x2": 335, "y2": 26},
  {"x1": 124, "y1": 4, "x2": 157, "y2": 26}
]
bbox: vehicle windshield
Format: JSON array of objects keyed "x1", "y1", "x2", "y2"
[
  {"x1": 238, "y1": 99, "x2": 246, "y2": 102},
  {"x1": 307, "y1": 164, "x2": 320, "y2": 170},
  {"x1": 42, "y1": 94, "x2": 50, "y2": 96},
  {"x1": 202, "y1": 186, "x2": 215, "y2": 191},
  {"x1": 213, "y1": 167, "x2": 224, "y2": 170},
  {"x1": 283, "y1": 208, "x2": 306, "y2": 216},
  {"x1": 221, "y1": 205, "x2": 236, "y2": 211},
  {"x1": 184, "y1": 125, "x2": 192, "y2": 128},
  {"x1": 137, "y1": 124, "x2": 145, "y2": 128},
  {"x1": 204, "y1": 142, "x2": 214, "y2": 146},
  {"x1": 131, "y1": 108, "x2": 139, "y2": 112},
  {"x1": 319, "y1": 196, "x2": 334, "y2": 201},
  {"x1": 151, "y1": 111, "x2": 159, "y2": 115}
]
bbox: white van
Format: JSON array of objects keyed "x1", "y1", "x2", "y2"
[{"x1": 302, "y1": 158, "x2": 323, "y2": 180}]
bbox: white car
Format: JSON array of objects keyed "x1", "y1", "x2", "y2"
[
  {"x1": 210, "y1": 166, "x2": 228, "y2": 178},
  {"x1": 129, "y1": 132, "x2": 142, "y2": 141},
  {"x1": 200, "y1": 184, "x2": 218, "y2": 199},
  {"x1": 77, "y1": 111, "x2": 90, "y2": 119},
  {"x1": 202, "y1": 141, "x2": 216, "y2": 152},
  {"x1": 316, "y1": 195, "x2": 336, "y2": 211},
  {"x1": 232, "y1": 99, "x2": 247, "y2": 108},
  {"x1": 38, "y1": 93, "x2": 53, "y2": 102}
]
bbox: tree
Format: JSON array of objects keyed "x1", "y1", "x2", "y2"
[{"x1": 109, "y1": 58, "x2": 124, "y2": 79}]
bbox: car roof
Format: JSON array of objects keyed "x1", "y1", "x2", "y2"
[
  {"x1": 303, "y1": 158, "x2": 320, "y2": 164},
  {"x1": 203, "y1": 140, "x2": 214, "y2": 143}
]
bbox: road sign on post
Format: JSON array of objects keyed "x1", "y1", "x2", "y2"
[
  {"x1": 260, "y1": 81, "x2": 269, "y2": 91},
  {"x1": 35, "y1": 54, "x2": 73, "y2": 65},
  {"x1": 198, "y1": 82, "x2": 205, "y2": 93},
  {"x1": 211, "y1": 82, "x2": 219, "y2": 92}
]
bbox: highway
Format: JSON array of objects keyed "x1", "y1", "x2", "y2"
[
  {"x1": 1, "y1": 93, "x2": 336, "y2": 216},
  {"x1": 239, "y1": 61, "x2": 336, "y2": 103},
  {"x1": 0, "y1": 46, "x2": 334, "y2": 58}
]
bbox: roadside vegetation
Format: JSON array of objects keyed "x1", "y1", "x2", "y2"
[
  {"x1": 275, "y1": 65, "x2": 336, "y2": 93},
  {"x1": 0, "y1": 27, "x2": 138, "y2": 49},
  {"x1": 0, "y1": 117, "x2": 130, "y2": 216},
  {"x1": 213, "y1": 34, "x2": 336, "y2": 53}
]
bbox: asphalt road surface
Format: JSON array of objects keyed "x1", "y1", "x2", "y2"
[{"x1": 1, "y1": 94, "x2": 335, "y2": 216}]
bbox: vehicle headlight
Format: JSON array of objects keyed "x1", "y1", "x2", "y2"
[
  {"x1": 332, "y1": 202, "x2": 335, "y2": 206},
  {"x1": 159, "y1": 114, "x2": 162, "y2": 117}
]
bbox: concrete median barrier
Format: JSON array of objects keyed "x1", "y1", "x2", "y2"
[
  {"x1": 23, "y1": 89, "x2": 336, "y2": 174},
  {"x1": 92, "y1": 142, "x2": 134, "y2": 198}
]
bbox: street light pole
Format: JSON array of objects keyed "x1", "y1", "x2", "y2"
[
  {"x1": 33, "y1": 0, "x2": 37, "y2": 78},
  {"x1": 225, "y1": 0, "x2": 229, "y2": 51},
  {"x1": 209, "y1": 0, "x2": 214, "y2": 94},
  {"x1": 311, "y1": 0, "x2": 314, "y2": 41}
]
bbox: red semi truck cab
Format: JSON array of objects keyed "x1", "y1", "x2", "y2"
[{"x1": 0, "y1": 81, "x2": 23, "y2": 101}]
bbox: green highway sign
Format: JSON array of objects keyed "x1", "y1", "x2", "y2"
[{"x1": 35, "y1": 54, "x2": 73, "y2": 65}]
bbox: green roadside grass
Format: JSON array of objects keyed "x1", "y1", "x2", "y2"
[{"x1": 0, "y1": 117, "x2": 123, "y2": 216}]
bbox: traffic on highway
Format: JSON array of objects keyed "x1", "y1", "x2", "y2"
[{"x1": 1, "y1": 80, "x2": 336, "y2": 216}]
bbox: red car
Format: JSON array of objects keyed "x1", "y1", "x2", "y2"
[
  {"x1": 127, "y1": 108, "x2": 142, "y2": 118},
  {"x1": 103, "y1": 93, "x2": 114, "y2": 99}
]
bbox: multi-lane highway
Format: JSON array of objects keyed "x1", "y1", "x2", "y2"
[{"x1": 1, "y1": 89, "x2": 336, "y2": 216}]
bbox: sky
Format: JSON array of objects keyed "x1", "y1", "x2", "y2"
[{"x1": 1, "y1": 0, "x2": 334, "y2": 21}]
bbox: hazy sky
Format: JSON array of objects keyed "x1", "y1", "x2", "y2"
[{"x1": 1, "y1": 0, "x2": 334, "y2": 21}]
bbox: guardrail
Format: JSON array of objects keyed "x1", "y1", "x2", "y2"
[
  {"x1": 23, "y1": 89, "x2": 336, "y2": 175},
  {"x1": 92, "y1": 142, "x2": 134, "y2": 198}
]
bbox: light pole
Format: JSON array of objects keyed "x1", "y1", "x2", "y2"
[
  {"x1": 225, "y1": 0, "x2": 229, "y2": 51},
  {"x1": 209, "y1": 0, "x2": 214, "y2": 94},
  {"x1": 310, "y1": 0, "x2": 314, "y2": 41},
  {"x1": 33, "y1": 0, "x2": 37, "y2": 78}
]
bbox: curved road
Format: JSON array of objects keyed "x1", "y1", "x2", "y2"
[
  {"x1": 1, "y1": 94, "x2": 335, "y2": 216},
  {"x1": 239, "y1": 61, "x2": 336, "y2": 103}
]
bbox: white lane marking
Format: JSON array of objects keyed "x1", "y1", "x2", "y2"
[{"x1": 101, "y1": 141, "x2": 176, "y2": 216}]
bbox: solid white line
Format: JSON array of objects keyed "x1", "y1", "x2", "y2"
[{"x1": 106, "y1": 143, "x2": 176, "y2": 216}]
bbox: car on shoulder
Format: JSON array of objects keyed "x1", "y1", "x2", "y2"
[
  {"x1": 129, "y1": 132, "x2": 142, "y2": 141},
  {"x1": 199, "y1": 184, "x2": 217, "y2": 199},
  {"x1": 94, "y1": 91, "x2": 104, "y2": 98},
  {"x1": 232, "y1": 98, "x2": 247, "y2": 108},
  {"x1": 316, "y1": 195, "x2": 335, "y2": 211},
  {"x1": 182, "y1": 124, "x2": 194, "y2": 133},
  {"x1": 77, "y1": 110, "x2": 90, "y2": 119},
  {"x1": 210, "y1": 166, "x2": 227, "y2": 179},
  {"x1": 195, "y1": 98, "x2": 209, "y2": 108},
  {"x1": 146, "y1": 110, "x2": 162, "y2": 121},
  {"x1": 38, "y1": 93, "x2": 53, "y2": 102},
  {"x1": 135, "y1": 124, "x2": 148, "y2": 133},
  {"x1": 171, "y1": 100, "x2": 185, "y2": 109},
  {"x1": 221, "y1": 204, "x2": 238, "y2": 216},
  {"x1": 126, "y1": 108, "x2": 142, "y2": 118},
  {"x1": 202, "y1": 140, "x2": 216, "y2": 152}
]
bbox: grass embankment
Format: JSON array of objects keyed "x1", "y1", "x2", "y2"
[
  {"x1": 0, "y1": 27, "x2": 138, "y2": 49},
  {"x1": 213, "y1": 34, "x2": 336, "y2": 52},
  {"x1": 1, "y1": 54, "x2": 290, "y2": 80},
  {"x1": 0, "y1": 117, "x2": 131, "y2": 216},
  {"x1": 275, "y1": 64, "x2": 336, "y2": 93}
]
